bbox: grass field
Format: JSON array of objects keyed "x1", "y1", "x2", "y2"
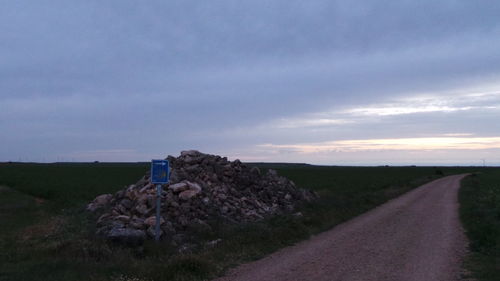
[
  {"x1": 459, "y1": 168, "x2": 500, "y2": 281},
  {"x1": 0, "y1": 162, "x2": 479, "y2": 281}
]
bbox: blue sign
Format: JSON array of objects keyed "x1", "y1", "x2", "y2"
[{"x1": 151, "y1": 159, "x2": 169, "y2": 184}]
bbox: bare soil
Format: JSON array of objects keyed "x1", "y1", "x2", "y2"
[{"x1": 215, "y1": 175, "x2": 469, "y2": 281}]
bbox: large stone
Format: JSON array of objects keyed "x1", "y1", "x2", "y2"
[
  {"x1": 186, "y1": 181, "x2": 202, "y2": 192},
  {"x1": 169, "y1": 169, "x2": 180, "y2": 183},
  {"x1": 95, "y1": 194, "x2": 112, "y2": 205},
  {"x1": 179, "y1": 189, "x2": 200, "y2": 200},
  {"x1": 169, "y1": 182, "x2": 188, "y2": 193},
  {"x1": 116, "y1": 215, "x2": 130, "y2": 222},
  {"x1": 107, "y1": 227, "x2": 146, "y2": 246},
  {"x1": 86, "y1": 194, "x2": 113, "y2": 211}
]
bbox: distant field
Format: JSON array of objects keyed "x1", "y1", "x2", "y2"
[
  {"x1": 0, "y1": 162, "x2": 479, "y2": 281},
  {"x1": 0, "y1": 162, "x2": 149, "y2": 210}
]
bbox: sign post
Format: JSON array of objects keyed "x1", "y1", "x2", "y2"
[{"x1": 150, "y1": 159, "x2": 169, "y2": 242}]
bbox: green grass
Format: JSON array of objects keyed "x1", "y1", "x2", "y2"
[
  {"x1": 0, "y1": 162, "x2": 149, "y2": 211},
  {"x1": 459, "y1": 168, "x2": 500, "y2": 281},
  {"x1": 0, "y1": 162, "x2": 476, "y2": 281}
]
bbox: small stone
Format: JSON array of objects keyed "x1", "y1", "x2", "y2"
[
  {"x1": 178, "y1": 215, "x2": 189, "y2": 226},
  {"x1": 97, "y1": 213, "x2": 111, "y2": 225},
  {"x1": 172, "y1": 233, "x2": 186, "y2": 244},
  {"x1": 188, "y1": 219, "x2": 212, "y2": 233},
  {"x1": 144, "y1": 216, "x2": 165, "y2": 226},
  {"x1": 86, "y1": 203, "x2": 98, "y2": 212},
  {"x1": 139, "y1": 183, "x2": 153, "y2": 193},
  {"x1": 250, "y1": 166, "x2": 261, "y2": 175},
  {"x1": 161, "y1": 221, "x2": 176, "y2": 235},
  {"x1": 178, "y1": 243, "x2": 196, "y2": 254},
  {"x1": 125, "y1": 190, "x2": 137, "y2": 200},
  {"x1": 129, "y1": 218, "x2": 145, "y2": 229},
  {"x1": 137, "y1": 194, "x2": 148, "y2": 205},
  {"x1": 205, "y1": 238, "x2": 222, "y2": 248},
  {"x1": 135, "y1": 204, "x2": 150, "y2": 215},
  {"x1": 146, "y1": 225, "x2": 163, "y2": 238},
  {"x1": 120, "y1": 199, "x2": 133, "y2": 209},
  {"x1": 267, "y1": 169, "x2": 278, "y2": 177},
  {"x1": 146, "y1": 195, "x2": 155, "y2": 208}
]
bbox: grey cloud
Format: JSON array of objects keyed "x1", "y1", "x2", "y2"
[{"x1": 2, "y1": 0, "x2": 500, "y2": 162}]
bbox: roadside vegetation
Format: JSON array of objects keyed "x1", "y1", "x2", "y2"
[
  {"x1": 0, "y1": 162, "x2": 475, "y2": 281},
  {"x1": 459, "y1": 168, "x2": 500, "y2": 281}
]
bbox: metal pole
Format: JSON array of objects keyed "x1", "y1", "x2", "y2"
[{"x1": 155, "y1": 184, "x2": 162, "y2": 242}]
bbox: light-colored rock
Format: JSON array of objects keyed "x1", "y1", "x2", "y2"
[
  {"x1": 97, "y1": 213, "x2": 111, "y2": 224},
  {"x1": 139, "y1": 183, "x2": 153, "y2": 193},
  {"x1": 169, "y1": 182, "x2": 188, "y2": 193},
  {"x1": 206, "y1": 238, "x2": 222, "y2": 248},
  {"x1": 86, "y1": 203, "x2": 98, "y2": 212},
  {"x1": 95, "y1": 194, "x2": 113, "y2": 205},
  {"x1": 116, "y1": 215, "x2": 130, "y2": 222},
  {"x1": 144, "y1": 216, "x2": 165, "y2": 226},
  {"x1": 179, "y1": 189, "x2": 200, "y2": 200},
  {"x1": 186, "y1": 181, "x2": 202, "y2": 192},
  {"x1": 87, "y1": 194, "x2": 113, "y2": 211}
]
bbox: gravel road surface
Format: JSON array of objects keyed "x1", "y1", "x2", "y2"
[{"x1": 215, "y1": 174, "x2": 469, "y2": 281}]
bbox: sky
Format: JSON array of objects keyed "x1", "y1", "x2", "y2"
[{"x1": 1, "y1": 0, "x2": 500, "y2": 165}]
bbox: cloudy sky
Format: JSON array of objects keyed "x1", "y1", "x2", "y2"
[{"x1": 2, "y1": 1, "x2": 500, "y2": 165}]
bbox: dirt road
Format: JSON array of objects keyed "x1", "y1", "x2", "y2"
[{"x1": 215, "y1": 174, "x2": 469, "y2": 281}]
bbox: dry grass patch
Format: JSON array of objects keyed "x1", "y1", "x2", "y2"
[{"x1": 19, "y1": 216, "x2": 65, "y2": 242}]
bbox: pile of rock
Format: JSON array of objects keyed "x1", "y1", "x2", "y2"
[{"x1": 88, "y1": 150, "x2": 317, "y2": 246}]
